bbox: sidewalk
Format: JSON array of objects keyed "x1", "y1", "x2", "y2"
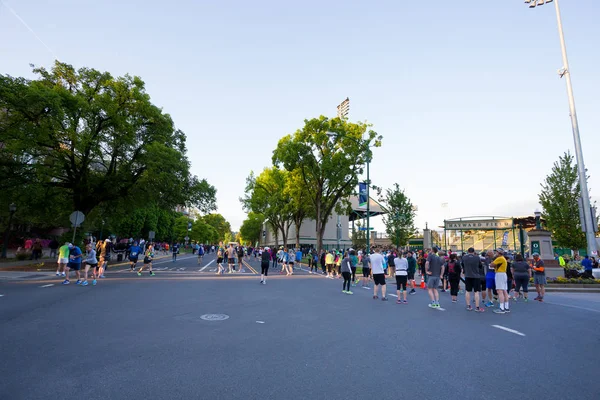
[{"x1": 0, "y1": 254, "x2": 172, "y2": 272}]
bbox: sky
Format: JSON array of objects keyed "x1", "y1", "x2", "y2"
[{"x1": 2, "y1": 0, "x2": 599, "y2": 233}]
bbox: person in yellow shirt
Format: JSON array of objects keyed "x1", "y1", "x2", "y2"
[
  {"x1": 491, "y1": 248, "x2": 509, "y2": 314},
  {"x1": 325, "y1": 251, "x2": 334, "y2": 278}
]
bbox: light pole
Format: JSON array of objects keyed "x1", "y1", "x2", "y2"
[
  {"x1": 525, "y1": 0, "x2": 597, "y2": 256},
  {"x1": 2, "y1": 203, "x2": 17, "y2": 259}
]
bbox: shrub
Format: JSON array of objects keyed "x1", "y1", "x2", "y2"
[{"x1": 15, "y1": 253, "x2": 28, "y2": 261}]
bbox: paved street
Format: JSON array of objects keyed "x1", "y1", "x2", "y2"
[{"x1": 1, "y1": 252, "x2": 599, "y2": 400}]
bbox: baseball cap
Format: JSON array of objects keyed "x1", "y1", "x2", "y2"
[{"x1": 495, "y1": 248, "x2": 504, "y2": 254}]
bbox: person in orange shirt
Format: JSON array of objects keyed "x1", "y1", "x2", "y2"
[{"x1": 531, "y1": 253, "x2": 546, "y2": 301}]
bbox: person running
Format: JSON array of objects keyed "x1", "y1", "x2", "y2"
[
  {"x1": 237, "y1": 246, "x2": 245, "y2": 272},
  {"x1": 128, "y1": 241, "x2": 142, "y2": 272},
  {"x1": 425, "y1": 247, "x2": 444, "y2": 308},
  {"x1": 325, "y1": 250, "x2": 335, "y2": 279},
  {"x1": 56, "y1": 242, "x2": 70, "y2": 277},
  {"x1": 394, "y1": 251, "x2": 409, "y2": 304},
  {"x1": 96, "y1": 239, "x2": 110, "y2": 279},
  {"x1": 370, "y1": 247, "x2": 388, "y2": 301},
  {"x1": 491, "y1": 249, "x2": 509, "y2": 314},
  {"x1": 407, "y1": 250, "x2": 417, "y2": 295},
  {"x1": 532, "y1": 253, "x2": 546, "y2": 302},
  {"x1": 82, "y1": 243, "x2": 98, "y2": 286},
  {"x1": 445, "y1": 253, "x2": 462, "y2": 303},
  {"x1": 172, "y1": 242, "x2": 179, "y2": 262},
  {"x1": 360, "y1": 251, "x2": 371, "y2": 288},
  {"x1": 216, "y1": 245, "x2": 225, "y2": 275},
  {"x1": 462, "y1": 248, "x2": 484, "y2": 312},
  {"x1": 197, "y1": 243, "x2": 205, "y2": 264},
  {"x1": 260, "y1": 247, "x2": 270, "y2": 284},
  {"x1": 138, "y1": 245, "x2": 156, "y2": 276},
  {"x1": 511, "y1": 254, "x2": 531, "y2": 301},
  {"x1": 63, "y1": 243, "x2": 83, "y2": 285},
  {"x1": 341, "y1": 251, "x2": 353, "y2": 294}
]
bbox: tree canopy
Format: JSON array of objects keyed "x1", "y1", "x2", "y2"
[
  {"x1": 380, "y1": 184, "x2": 417, "y2": 248},
  {"x1": 240, "y1": 212, "x2": 265, "y2": 245}
]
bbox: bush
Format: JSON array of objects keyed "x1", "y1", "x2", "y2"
[{"x1": 15, "y1": 253, "x2": 28, "y2": 261}]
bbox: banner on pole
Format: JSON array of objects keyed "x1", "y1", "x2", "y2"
[
  {"x1": 358, "y1": 182, "x2": 367, "y2": 208},
  {"x1": 501, "y1": 231, "x2": 509, "y2": 247}
]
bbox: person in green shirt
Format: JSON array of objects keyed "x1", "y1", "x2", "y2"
[{"x1": 56, "y1": 242, "x2": 70, "y2": 277}]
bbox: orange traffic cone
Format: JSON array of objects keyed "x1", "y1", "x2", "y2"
[{"x1": 420, "y1": 275, "x2": 426, "y2": 289}]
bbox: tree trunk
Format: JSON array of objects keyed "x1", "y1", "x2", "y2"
[{"x1": 280, "y1": 224, "x2": 288, "y2": 249}]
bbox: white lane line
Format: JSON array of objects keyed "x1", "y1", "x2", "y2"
[
  {"x1": 256, "y1": 321, "x2": 265, "y2": 324},
  {"x1": 199, "y1": 259, "x2": 215, "y2": 272},
  {"x1": 435, "y1": 307, "x2": 446, "y2": 311},
  {"x1": 492, "y1": 325, "x2": 526, "y2": 336},
  {"x1": 543, "y1": 301, "x2": 600, "y2": 314},
  {"x1": 40, "y1": 284, "x2": 54, "y2": 288},
  {"x1": 0, "y1": 294, "x2": 4, "y2": 297},
  {"x1": 152, "y1": 256, "x2": 195, "y2": 266},
  {"x1": 389, "y1": 294, "x2": 398, "y2": 297}
]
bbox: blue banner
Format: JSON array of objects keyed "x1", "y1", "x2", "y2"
[
  {"x1": 501, "y1": 231, "x2": 509, "y2": 247},
  {"x1": 359, "y1": 182, "x2": 367, "y2": 208}
]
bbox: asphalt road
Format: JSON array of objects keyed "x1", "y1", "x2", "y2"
[{"x1": 1, "y1": 252, "x2": 599, "y2": 400}]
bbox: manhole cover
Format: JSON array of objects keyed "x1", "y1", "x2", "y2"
[{"x1": 200, "y1": 314, "x2": 229, "y2": 321}]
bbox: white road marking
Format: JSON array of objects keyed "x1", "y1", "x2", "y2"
[
  {"x1": 435, "y1": 307, "x2": 446, "y2": 311},
  {"x1": 492, "y1": 325, "x2": 526, "y2": 336},
  {"x1": 40, "y1": 284, "x2": 54, "y2": 288},
  {"x1": 389, "y1": 294, "x2": 398, "y2": 297},
  {"x1": 256, "y1": 321, "x2": 265, "y2": 324},
  {"x1": 543, "y1": 301, "x2": 600, "y2": 314},
  {"x1": 199, "y1": 259, "x2": 215, "y2": 272},
  {"x1": 0, "y1": 294, "x2": 4, "y2": 297}
]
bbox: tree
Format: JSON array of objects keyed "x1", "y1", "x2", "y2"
[
  {"x1": 272, "y1": 116, "x2": 381, "y2": 253},
  {"x1": 351, "y1": 220, "x2": 367, "y2": 249},
  {"x1": 539, "y1": 151, "x2": 586, "y2": 250},
  {"x1": 241, "y1": 168, "x2": 293, "y2": 248},
  {"x1": 0, "y1": 61, "x2": 216, "y2": 228},
  {"x1": 240, "y1": 212, "x2": 265, "y2": 245},
  {"x1": 190, "y1": 219, "x2": 218, "y2": 244},
  {"x1": 285, "y1": 169, "x2": 313, "y2": 248},
  {"x1": 203, "y1": 214, "x2": 231, "y2": 242},
  {"x1": 379, "y1": 184, "x2": 417, "y2": 248}
]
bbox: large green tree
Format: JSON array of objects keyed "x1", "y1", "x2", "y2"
[
  {"x1": 539, "y1": 152, "x2": 586, "y2": 250},
  {"x1": 240, "y1": 212, "x2": 265, "y2": 245},
  {"x1": 0, "y1": 61, "x2": 216, "y2": 230},
  {"x1": 380, "y1": 184, "x2": 417, "y2": 248},
  {"x1": 272, "y1": 116, "x2": 381, "y2": 253},
  {"x1": 242, "y1": 168, "x2": 293, "y2": 247},
  {"x1": 203, "y1": 213, "x2": 231, "y2": 242},
  {"x1": 285, "y1": 169, "x2": 313, "y2": 248}
]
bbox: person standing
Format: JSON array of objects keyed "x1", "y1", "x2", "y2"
[
  {"x1": 325, "y1": 250, "x2": 334, "y2": 279},
  {"x1": 360, "y1": 252, "x2": 371, "y2": 288},
  {"x1": 197, "y1": 244, "x2": 205, "y2": 264},
  {"x1": 81, "y1": 243, "x2": 98, "y2": 286},
  {"x1": 226, "y1": 244, "x2": 236, "y2": 273},
  {"x1": 370, "y1": 247, "x2": 388, "y2": 301},
  {"x1": 581, "y1": 255, "x2": 593, "y2": 279},
  {"x1": 341, "y1": 252, "x2": 353, "y2": 294},
  {"x1": 387, "y1": 250, "x2": 395, "y2": 279},
  {"x1": 260, "y1": 247, "x2": 270, "y2": 284},
  {"x1": 216, "y1": 245, "x2": 225, "y2": 275},
  {"x1": 172, "y1": 242, "x2": 179, "y2": 262},
  {"x1": 56, "y1": 242, "x2": 70, "y2": 277},
  {"x1": 445, "y1": 253, "x2": 462, "y2": 303},
  {"x1": 532, "y1": 253, "x2": 546, "y2": 301},
  {"x1": 394, "y1": 252, "x2": 409, "y2": 304},
  {"x1": 237, "y1": 246, "x2": 245, "y2": 272},
  {"x1": 511, "y1": 254, "x2": 531, "y2": 301},
  {"x1": 462, "y1": 248, "x2": 484, "y2": 312},
  {"x1": 491, "y1": 249, "x2": 509, "y2": 314},
  {"x1": 63, "y1": 243, "x2": 83, "y2": 285},
  {"x1": 425, "y1": 247, "x2": 444, "y2": 308},
  {"x1": 287, "y1": 248, "x2": 295, "y2": 275},
  {"x1": 407, "y1": 250, "x2": 417, "y2": 295},
  {"x1": 350, "y1": 250, "x2": 359, "y2": 285},
  {"x1": 484, "y1": 250, "x2": 496, "y2": 307}
]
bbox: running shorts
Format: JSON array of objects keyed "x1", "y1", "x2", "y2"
[
  {"x1": 373, "y1": 273, "x2": 386, "y2": 286},
  {"x1": 68, "y1": 262, "x2": 81, "y2": 271},
  {"x1": 129, "y1": 257, "x2": 138, "y2": 263},
  {"x1": 407, "y1": 271, "x2": 415, "y2": 280},
  {"x1": 362, "y1": 267, "x2": 371, "y2": 277},
  {"x1": 228, "y1": 258, "x2": 235, "y2": 264},
  {"x1": 426, "y1": 276, "x2": 441, "y2": 289},
  {"x1": 486, "y1": 277, "x2": 496, "y2": 290},
  {"x1": 58, "y1": 257, "x2": 69, "y2": 264},
  {"x1": 217, "y1": 257, "x2": 223, "y2": 263},
  {"x1": 395, "y1": 275, "x2": 408, "y2": 291},
  {"x1": 464, "y1": 277, "x2": 481, "y2": 292},
  {"x1": 534, "y1": 274, "x2": 547, "y2": 285},
  {"x1": 495, "y1": 272, "x2": 508, "y2": 290},
  {"x1": 288, "y1": 261, "x2": 294, "y2": 266}
]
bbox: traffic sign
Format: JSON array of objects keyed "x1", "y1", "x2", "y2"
[
  {"x1": 148, "y1": 231, "x2": 155, "y2": 240},
  {"x1": 69, "y1": 211, "x2": 85, "y2": 227},
  {"x1": 184, "y1": 236, "x2": 189, "y2": 241},
  {"x1": 358, "y1": 227, "x2": 374, "y2": 231}
]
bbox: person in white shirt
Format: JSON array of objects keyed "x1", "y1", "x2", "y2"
[
  {"x1": 369, "y1": 247, "x2": 388, "y2": 301},
  {"x1": 394, "y1": 252, "x2": 409, "y2": 304}
]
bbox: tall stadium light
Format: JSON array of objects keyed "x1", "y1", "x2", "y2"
[{"x1": 526, "y1": 0, "x2": 597, "y2": 256}]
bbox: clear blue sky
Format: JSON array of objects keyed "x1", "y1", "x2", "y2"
[{"x1": 2, "y1": 0, "x2": 599, "y2": 232}]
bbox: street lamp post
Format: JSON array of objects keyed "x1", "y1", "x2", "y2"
[
  {"x1": 2, "y1": 203, "x2": 17, "y2": 259},
  {"x1": 525, "y1": 0, "x2": 598, "y2": 257}
]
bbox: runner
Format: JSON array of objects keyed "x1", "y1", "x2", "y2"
[
  {"x1": 97, "y1": 239, "x2": 111, "y2": 279},
  {"x1": 462, "y1": 248, "x2": 484, "y2": 312},
  {"x1": 226, "y1": 244, "x2": 235, "y2": 273},
  {"x1": 511, "y1": 254, "x2": 531, "y2": 301},
  {"x1": 491, "y1": 248, "x2": 509, "y2": 313},
  {"x1": 138, "y1": 244, "x2": 156, "y2": 276},
  {"x1": 360, "y1": 251, "x2": 371, "y2": 288},
  {"x1": 445, "y1": 253, "x2": 462, "y2": 303},
  {"x1": 532, "y1": 253, "x2": 546, "y2": 302},
  {"x1": 394, "y1": 251, "x2": 409, "y2": 304},
  {"x1": 197, "y1": 243, "x2": 205, "y2": 264},
  {"x1": 425, "y1": 247, "x2": 444, "y2": 308},
  {"x1": 237, "y1": 245, "x2": 245, "y2": 272},
  {"x1": 260, "y1": 247, "x2": 270, "y2": 284},
  {"x1": 56, "y1": 242, "x2": 70, "y2": 277},
  {"x1": 216, "y1": 245, "x2": 225, "y2": 275},
  {"x1": 407, "y1": 250, "x2": 417, "y2": 295},
  {"x1": 82, "y1": 243, "x2": 98, "y2": 286},
  {"x1": 128, "y1": 241, "x2": 142, "y2": 272},
  {"x1": 370, "y1": 247, "x2": 387, "y2": 301},
  {"x1": 62, "y1": 243, "x2": 83, "y2": 285},
  {"x1": 341, "y1": 251, "x2": 353, "y2": 294},
  {"x1": 311, "y1": 250, "x2": 319, "y2": 274},
  {"x1": 172, "y1": 242, "x2": 179, "y2": 262}
]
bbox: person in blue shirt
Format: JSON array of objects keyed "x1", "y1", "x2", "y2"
[
  {"x1": 581, "y1": 255, "x2": 593, "y2": 278},
  {"x1": 128, "y1": 242, "x2": 142, "y2": 271},
  {"x1": 197, "y1": 243, "x2": 205, "y2": 264},
  {"x1": 295, "y1": 249, "x2": 303, "y2": 264},
  {"x1": 63, "y1": 243, "x2": 83, "y2": 285},
  {"x1": 172, "y1": 243, "x2": 179, "y2": 262}
]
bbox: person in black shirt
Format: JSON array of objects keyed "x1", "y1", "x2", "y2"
[{"x1": 260, "y1": 247, "x2": 271, "y2": 284}]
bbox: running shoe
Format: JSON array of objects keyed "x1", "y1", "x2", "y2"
[
  {"x1": 382, "y1": 297, "x2": 388, "y2": 301},
  {"x1": 466, "y1": 305, "x2": 473, "y2": 311},
  {"x1": 538, "y1": 298, "x2": 544, "y2": 302},
  {"x1": 100, "y1": 275, "x2": 105, "y2": 278},
  {"x1": 441, "y1": 289, "x2": 446, "y2": 293},
  {"x1": 428, "y1": 303, "x2": 436, "y2": 308},
  {"x1": 62, "y1": 280, "x2": 70, "y2": 285},
  {"x1": 485, "y1": 301, "x2": 494, "y2": 307},
  {"x1": 82, "y1": 281, "x2": 88, "y2": 286},
  {"x1": 55, "y1": 272, "x2": 60, "y2": 276},
  {"x1": 493, "y1": 309, "x2": 506, "y2": 314},
  {"x1": 533, "y1": 296, "x2": 540, "y2": 301},
  {"x1": 355, "y1": 280, "x2": 360, "y2": 284},
  {"x1": 346, "y1": 291, "x2": 353, "y2": 295},
  {"x1": 402, "y1": 300, "x2": 408, "y2": 304},
  {"x1": 75, "y1": 280, "x2": 81, "y2": 285},
  {"x1": 396, "y1": 299, "x2": 402, "y2": 304},
  {"x1": 61, "y1": 273, "x2": 66, "y2": 277},
  {"x1": 342, "y1": 290, "x2": 347, "y2": 294},
  {"x1": 308, "y1": 271, "x2": 312, "y2": 274},
  {"x1": 149, "y1": 272, "x2": 155, "y2": 276},
  {"x1": 504, "y1": 309, "x2": 511, "y2": 313},
  {"x1": 524, "y1": 298, "x2": 529, "y2": 302},
  {"x1": 373, "y1": 295, "x2": 379, "y2": 300},
  {"x1": 475, "y1": 307, "x2": 485, "y2": 313},
  {"x1": 409, "y1": 289, "x2": 416, "y2": 295},
  {"x1": 260, "y1": 280, "x2": 264, "y2": 284},
  {"x1": 452, "y1": 299, "x2": 457, "y2": 303},
  {"x1": 92, "y1": 280, "x2": 97, "y2": 285},
  {"x1": 137, "y1": 272, "x2": 142, "y2": 276}
]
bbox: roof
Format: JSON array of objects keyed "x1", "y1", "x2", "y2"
[{"x1": 348, "y1": 196, "x2": 386, "y2": 221}]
